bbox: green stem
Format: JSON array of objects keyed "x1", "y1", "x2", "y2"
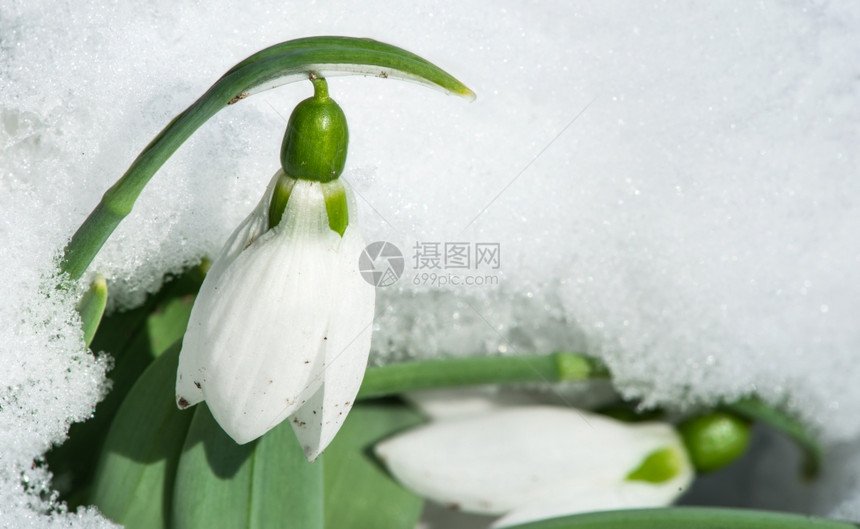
[
  {"x1": 724, "y1": 397, "x2": 822, "y2": 479},
  {"x1": 503, "y1": 507, "x2": 859, "y2": 529},
  {"x1": 60, "y1": 36, "x2": 474, "y2": 280},
  {"x1": 311, "y1": 76, "x2": 329, "y2": 100},
  {"x1": 357, "y1": 352, "x2": 608, "y2": 400}
]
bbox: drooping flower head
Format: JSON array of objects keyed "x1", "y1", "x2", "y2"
[{"x1": 176, "y1": 77, "x2": 375, "y2": 460}]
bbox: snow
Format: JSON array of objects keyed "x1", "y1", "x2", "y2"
[{"x1": 1, "y1": 0, "x2": 859, "y2": 526}]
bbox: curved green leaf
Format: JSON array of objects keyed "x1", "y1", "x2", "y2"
[
  {"x1": 503, "y1": 507, "x2": 859, "y2": 529},
  {"x1": 171, "y1": 404, "x2": 323, "y2": 529},
  {"x1": 222, "y1": 36, "x2": 475, "y2": 100},
  {"x1": 323, "y1": 399, "x2": 425, "y2": 528},
  {"x1": 60, "y1": 36, "x2": 473, "y2": 280}
]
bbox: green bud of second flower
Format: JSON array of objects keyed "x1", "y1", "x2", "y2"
[
  {"x1": 679, "y1": 411, "x2": 752, "y2": 473},
  {"x1": 280, "y1": 77, "x2": 349, "y2": 183}
]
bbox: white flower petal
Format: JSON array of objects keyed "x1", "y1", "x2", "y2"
[
  {"x1": 175, "y1": 171, "x2": 282, "y2": 408},
  {"x1": 290, "y1": 223, "x2": 376, "y2": 460},
  {"x1": 175, "y1": 349, "x2": 205, "y2": 409},
  {"x1": 491, "y1": 429, "x2": 694, "y2": 527},
  {"x1": 375, "y1": 406, "x2": 685, "y2": 515},
  {"x1": 214, "y1": 169, "x2": 285, "y2": 267},
  {"x1": 177, "y1": 180, "x2": 340, "y2": 444},
  {"x1": 491, "y1": 480, "x2": 683, "y2": 528}
]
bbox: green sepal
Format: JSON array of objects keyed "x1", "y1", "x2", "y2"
[
  {"x1": 281, "y1": 78, "x2": 349, "y2": 183},
  {"x1": 555, "y1": 351, "x2": 610, "y2": 380},
  {"x1": 324, "y1": 400, "x2": 425, "y2": 528},
  {"x1": 89, "y1": 343, "x2": 193, "y2": 529},
  {"x1": 77, "y1": 274, "x2": 107, "y2": 347},
  {"x1": 678, "y1": 411, "x2": 751, "y2": 473},
  {"x1": 267, "y1": 171, "x2": 297, "y2": 229},
  {"x1": 321, "y1": 179, "x2": 349, "y2": 236},
  {"x1": 171, "y1": 404, "x2": 323, "y2": 529},
  {"x1": 267, "y1": 172, "x2": 348, "y2": 235},
  {"x1": 626, "y1": 446, "x2": 683, "y2": 483}
]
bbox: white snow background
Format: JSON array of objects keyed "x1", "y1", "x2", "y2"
[{"x1": 1, "y1": 0, "x2": 859, "y2": 527}]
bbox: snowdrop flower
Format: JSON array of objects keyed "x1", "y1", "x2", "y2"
[
  {"x1": 375, "y1": 406, "x2": 694, "y2": 528},
  {"x1": 175, "y1": 78, "x2": 375, "y2": 460}
]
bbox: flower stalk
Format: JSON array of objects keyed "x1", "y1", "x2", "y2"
[{"x1": 357, "y1": 352, "x2": 609, "y2": 400}]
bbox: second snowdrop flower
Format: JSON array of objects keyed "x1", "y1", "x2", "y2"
[
  {"x1": 175, "y1": 77, "x2": 375, "y2": 460},
  {"x1": 376, "y1": 405, "x2": 694, "y2": 527}
]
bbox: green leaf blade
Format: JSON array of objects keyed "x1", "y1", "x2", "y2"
[
  {"x1": 323, "y1": 399, "x2": 425, "y2": 529},
  {"x1": 223, "y1": 36, "x2": 475, "y2": 100},
  {"x1": 501, "y1": 507, "x2": 859, "y2": 529},
  {"x1": 90, "y1": 344, "x2": 193, "y2": 529},
  {"x1": 172, "y1": 405, "x2": 323, "y2": 529},
  {"x1": 146, "y1": 295, "x2": 195, "y2": 357},
  {"x1": 49, "y1": 267, "x2": 203, "y2": 505}
]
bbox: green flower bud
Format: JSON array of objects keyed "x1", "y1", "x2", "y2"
[
  {"x1": 280, "y1": 77, "x2": 349, "y2": 183},
  {"x1": 679, "y1": 411, "x2": 752, "y2": 473}
]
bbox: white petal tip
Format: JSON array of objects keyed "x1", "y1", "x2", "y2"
[
  {"x1": 303, "y1": 446, "x2": 323, "y2": 462},
  {"x1": 211, "y1": 412, "x2": 276, "y2": 446},
  {"x1": 288, "y1": 411, "x2": 328, "y2": 462},
  {"x1": 226, "y1": 432, "x2": 259, "y2": 445},
  {"x1": 176, "y1": 394, "x2": 202, "y2": 410}
]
